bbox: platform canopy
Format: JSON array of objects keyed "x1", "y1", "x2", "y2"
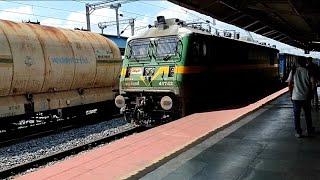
[{"x1": 169, "y1": 0, "x2": 320, "y2": 52}]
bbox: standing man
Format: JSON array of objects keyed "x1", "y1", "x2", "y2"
[
  {"x1": 287, "y1": 57, "x2": 316, "y2": 138},
  {"x1": 306, "y1": 57, "x2": 319, "y2": 109}
]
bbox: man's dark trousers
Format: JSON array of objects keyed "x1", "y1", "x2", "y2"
[{"x1": 292, "y1": 100, "x2": 313, "y2": 134}]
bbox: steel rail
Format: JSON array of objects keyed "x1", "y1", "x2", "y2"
[{"x1": 0, "y1": 114, "x2": 122, "y2": 147}]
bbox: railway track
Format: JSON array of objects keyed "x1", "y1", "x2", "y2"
[
  {"x1": 0, "y1": 123, "x2": 141, "y2": 179},
  {"x1": 0, "y1": 113, "x2": 122, "y2": 147}
]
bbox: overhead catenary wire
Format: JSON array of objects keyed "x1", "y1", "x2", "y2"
[
  {"x1": 138, "y1": 1, "x2": 317, "y2": 53},
  {"x1": 0, "y1": 9, "x2": 87, "y2": 24},
  {"x1": 4, "y1": 0, "x2": 212, "y2": 31},
  {"x1": 134, "y1": 25, "x2": 148, "y2": 31},
  {"x1": 0, "y1": 1, "x2": 124, "y2": 29},
  {"x1": 0, "y1": 1, "x2": 218, "y2": 35},
  {"x1": 116, "y1": 1, "x2": 221, "y2": 34},
  {"x1": 137, "y1": 1, "x2": 215, "y2": 25},
  {"x1": 118, "y1": 9, "x2": 154, "y2": 19},
  {"x1": 71, "y1": 0, "x2": 87, "y2": 4},
  {"x1": 4, "y1": 1, "x2": 115, "y2": 19},
  {"x1": 137, "y1": 1, "x2": 245, "y2": 37},
  {"x1": 118, "y1": 7, "x2": 221, "y2": 35}
]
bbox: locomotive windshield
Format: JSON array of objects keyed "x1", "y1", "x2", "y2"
[
  {"x1": 155, "y1": 36, "x2": 179, "y2": 59},
  {"x1": 127, "y1": 39, "x2": 150, "y2": 60},
  {"x1": 126, "y1": 36, "x2": 180, "y2": 61}
]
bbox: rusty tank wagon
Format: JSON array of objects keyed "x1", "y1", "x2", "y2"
[{"x1": 0, "y1": 19, "x2": 121, "y2": 131}]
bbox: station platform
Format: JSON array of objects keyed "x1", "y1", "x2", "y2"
[
  {"x1": 142, "y1": 92, "x2": 320, "y2": 180},
  {"x1": 16, "y1": 88, "x2": 320, "y2": 180}
]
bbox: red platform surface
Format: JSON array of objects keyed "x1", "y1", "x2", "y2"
[{"x1": 16, "y1": 88, "x2": 288, "y2": 180}]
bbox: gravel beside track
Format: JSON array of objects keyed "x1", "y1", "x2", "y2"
[{"x1": 0, "y1": 118, "x2": 134, "y2": 172}]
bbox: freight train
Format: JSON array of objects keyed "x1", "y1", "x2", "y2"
[
  {"x1": 115, "y1": 16, "x2": 285, "y2": 125},
  {"x1": 0, "y1": 19, "x2": 121, "y2": 132}
]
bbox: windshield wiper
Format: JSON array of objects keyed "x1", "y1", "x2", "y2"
[
  {"x1": 132, "y1": 56, "x2": 139, "y2": 62},
  {"x1": 163, "y1": 55, "x2": 172, "y2": 61}
]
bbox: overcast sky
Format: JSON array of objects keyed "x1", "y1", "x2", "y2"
[{"x1": 0, "y1": 0, "x2": 319, "y2": 58}]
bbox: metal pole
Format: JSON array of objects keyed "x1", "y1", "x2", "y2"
[
  {"x1": 115, "y1": 7, "x2": 120, "y2": 37},
  {"x1": 110, "y1": 3, "x2": 121, "y2": 37},
  {"x1": 129, "y1": 19, "x2": 134, "y2": 36},
  {"x1": 85, "y1": 4, "x2": 91, "y2": 31}
]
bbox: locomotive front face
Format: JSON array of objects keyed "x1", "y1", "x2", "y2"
[
  {"x1": 120, "y1": 36, "x2": 181, "y2": 92},
  {"x1": 116, "y1": 35, "x2": 186, "y2": 125}
]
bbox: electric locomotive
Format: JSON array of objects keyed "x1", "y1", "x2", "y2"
[{"x1": 115, "y1": 16, "x2": 281, "y2": 125}]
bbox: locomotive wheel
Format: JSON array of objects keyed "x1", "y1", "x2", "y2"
[{"x1": 124, "y1": 112, "x2": 136, "y2": 125}]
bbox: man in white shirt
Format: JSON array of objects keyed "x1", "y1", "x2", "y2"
[{"x1": 287, "y1": 57, "x2": 316, "y2": 138}]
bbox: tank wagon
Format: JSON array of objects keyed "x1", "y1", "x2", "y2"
[
  {"x1": 0, "y1": 20, "x2": 121, "y2": 129},
  {"x1": 115, "y1": 16, "x2": 281, "y2": 125}
]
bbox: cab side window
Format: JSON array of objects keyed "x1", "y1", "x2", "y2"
[
  {"x1": 192, "y1": 40, "x2": 207, "y2": 64},
  {"x1": 192, "y1": 41, "x2": 201, "y2": 63},
  {"x1": 193, "y1": 41, "x2": 200, "y2": 56}
]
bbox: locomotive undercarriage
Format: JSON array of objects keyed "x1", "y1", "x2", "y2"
[{"x1": 118, "y1": 92, "x2": 181, "y2": 126}]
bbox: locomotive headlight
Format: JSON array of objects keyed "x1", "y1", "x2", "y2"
[
  {"x1": 168, "y1": 66, "x2": 175, "y2": 77},
  {"x1": 115, "y1": 95, "x2": 126, "y2": 108},
  {"x1": 160, "y1": 96, "x2": 173, "y2": 110}
]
